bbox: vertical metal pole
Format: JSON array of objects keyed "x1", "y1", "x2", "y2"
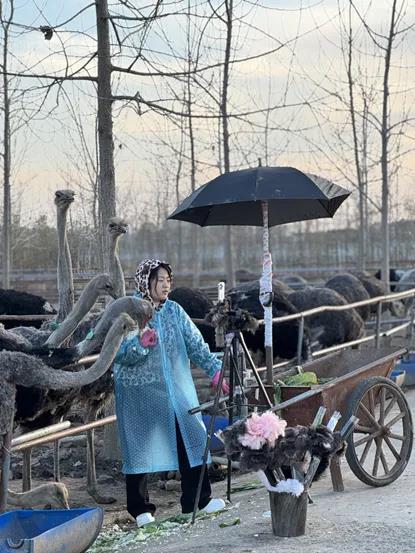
[
  {"x1": 227, "y1": 336, "x2": 237, "y2": 502},
  {"x1": 375, "y1": 302, "x2": 382, "y2": 348},
  {"x1": 191, "y1": 343, "x2": 231, "y2": 524},
  {"x1": 296, "y1": 316, "x2": 305, "y2": 365},
  {"x1": 406, "y1": 298, "x2": 415, "y2": 355}
]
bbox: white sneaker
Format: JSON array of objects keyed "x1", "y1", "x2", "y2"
[
  {"x1": 200, "y1": 498, "x2": 226, "y2": 514},
  {"x1": 136, "y1": 512, "x2": 155, "y2": 527}
]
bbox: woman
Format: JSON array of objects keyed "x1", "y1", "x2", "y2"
[{"x1": 113, "y1": 259, "x2": 228, "y2": 527}]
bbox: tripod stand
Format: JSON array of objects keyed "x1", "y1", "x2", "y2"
[{"x1": 189, "y1": 320, "x2": 273, "y2": 524}]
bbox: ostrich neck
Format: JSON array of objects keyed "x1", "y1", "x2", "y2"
[
  {"x1": 56, "y1": 208, "x2": 74, "y2": 322},
  {"x1": 109, "y1": 235, "x2": 125, "y2": 297},
  {"x1": 45, "y1": 278, "x2": 101, "y2": 347},
  {"x1": 15, "y1": 319, "x2": 127, "y2": 390}
]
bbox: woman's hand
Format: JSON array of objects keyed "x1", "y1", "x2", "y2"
[
  {"x1": 211, "y1": 371, "x2": 230, "y2": 395},
  {"x1": 140, "y1": 328, "x2": 158, "y2": 348}
]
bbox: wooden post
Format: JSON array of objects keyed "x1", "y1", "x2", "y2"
[
  {"x1": 22, "y1": 449, "x2": 32, "y2": 491},
  {"x1": 269, "y1": 491, "x2": 308, "y2": 537},
  {"x1": 330, "y1": 455, "x2": 344, "y2": 492}
]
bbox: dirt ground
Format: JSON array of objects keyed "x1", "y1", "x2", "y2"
[{"x1": 9, "y1": 386, "x2": 415, "y2": 553}]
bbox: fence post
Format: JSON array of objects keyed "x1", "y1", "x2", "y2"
[
  {"x1": 375, "y1": 302, "x2": 382, "y2": 348},
  {"x1": 297, "y1": 316, "x2": 305, "y2": 365}
]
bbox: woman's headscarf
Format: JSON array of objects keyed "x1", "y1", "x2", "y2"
[{"x1": 134, "y1": 258, "x2": 173, "y2": 307}]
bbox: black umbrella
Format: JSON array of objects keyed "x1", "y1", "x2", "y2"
[{"x1": 168, "y1": 166, "x2": 351, "y2": 382}]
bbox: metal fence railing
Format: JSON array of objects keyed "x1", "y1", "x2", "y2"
[{"x1": 8, "y1": 287, "x2": 415, "y2": 491}]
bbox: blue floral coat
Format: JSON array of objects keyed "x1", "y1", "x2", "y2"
[{"x1": 113, "y1": 296, "x2": 221, "y2": 474}]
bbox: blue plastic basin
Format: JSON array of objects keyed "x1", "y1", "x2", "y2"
[
  {"x1": 390, "y1": 369, "x2": 406, "y2": 387},
  {"x1": 0, "y1": 508, "x2": 103, "y2": 553},
  {"x1": 202, "y1": 415, "x2": 229, "y2": 452},
  {"x1": 394, "y1": 353, "x2": 415, "y2": 386}
]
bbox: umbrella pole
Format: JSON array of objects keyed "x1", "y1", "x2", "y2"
[{"x1": 261, "y1": 201, "x2": 274, "y2": 385}]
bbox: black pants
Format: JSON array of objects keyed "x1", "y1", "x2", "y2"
[{"x1": 126, "y1": 420, "x2": 212, "y2": 517}]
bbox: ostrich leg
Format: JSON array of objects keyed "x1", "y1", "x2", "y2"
[
  {"x1": 86, "y1": 406, "x2": 116, "y2": 504},
  {"x1": 0, "y1": 420, "x2": 13, "y2": 513}
]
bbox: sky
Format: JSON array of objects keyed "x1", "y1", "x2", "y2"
[{"x1": 1, "y1": 0, "x2": 415, "y2": 229}]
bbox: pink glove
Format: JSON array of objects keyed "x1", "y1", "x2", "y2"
[
  {"x1": 211, "y1": 371, "x2": 230, "y2": 395},
  {"x1": 140, "y1": 328, "x2": 158, "y2": 348}
]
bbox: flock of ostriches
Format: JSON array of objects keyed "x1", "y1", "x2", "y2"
[{"x1": 0, "y1": 190, "x2": 413, "y2": 511}]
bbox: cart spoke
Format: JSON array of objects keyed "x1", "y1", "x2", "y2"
[
  {"x1": 372, "y1": 439, "x2": 382, "y2": 476},
  {"x1": 385, "y1": 412, "x2": 405, "y2": 427},
  {"x1": 384, "y1": 436, "x2": 402, "y2": 461},
  {"x1": 354, "y1": 424, "x2": 375, "y2": 434},
  {"x1": 358, "y1": 402, "x2": 381, "y2": 428},
  {"x1": 388, "y1": 433, "x2": 405, "y2": 442},
  {"x1": 379, "y1": 446, "x2": 390, "y2": 474},
  {"x1": 383, "y1": 395, "x2": 398, "y2": 419},
  {"x1": 359, "y1": 437, "x2": 374, "y2": 465},
  {"x1": 354, "y1": 429, "x2": 381, "y2": 448},
  {"x1": 368, "y1": 389, "x2": 376, "y2": 416},
  {"x1": 379, "y1": 387, "x2": 386, "y2": 425}
]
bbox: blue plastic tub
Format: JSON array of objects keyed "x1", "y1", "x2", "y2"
[
  {"x1": 390, "y1": 369, "x2": 406, "y2": 387},
  {"x1": 0, "y1": 508, "x2": 103, "y2": 553},
  {"x1": 202, "y1": 415, "x2": 229, "y2": 452},
  {"x1": 394, "y1": 353, "x2": 415, "y2": 386}
]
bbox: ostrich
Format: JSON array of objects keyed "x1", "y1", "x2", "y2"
[
  {"x1": 325, "y1": 273, "x2": 371, "y2": 321},
  {"x1": 7, "y1": 482, "x2": 70, "y2": 510},
  {"x1": 227, "y1": 280, "x2": 310, "y2": 363},
  {"x1": 45, "y1": 273, "x2": 118, "y2": 348},
  {"x1": 277, "y1": 273, "x2": 309, "y2": 290},
  {"x1": 13, "y1": 295, "x2": 154, "y2": 424},
  {"x1": 288, "y1": 287, "x2": 365, "y2": 348},
  {"x1": 107, "y1": 217, "x2": 128, "y2": 298},
  {"x1": 0, "y1": 289, "x2": 56, "y2": 329},
  {"x1": 13, "y1": 296, "x2": 153, "y2": 504},
  {"x1": 351, "y1": 271, "x2": 389, "y2": 310},
  {"x1": 374, "y1": 268, "x2": 404, "y2": 292},
  {"x1": 169, "y1": 286, "x2": 218, "y2": 351},
  {"x1": 54, "y1": 190, "x2": 75, "y2": 323},
  {"x1": 0, "y1": 312, "x2": 139, "y2": 512},
  {"x1": 0, "y1": 274, "x2": 118, "y2": 352}
]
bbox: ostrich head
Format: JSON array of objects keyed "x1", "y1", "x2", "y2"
[
  {"x1": 108, "y1": 216, "x2": 128, "y2": 237},
  {"x1": 54, "y1": 189, "x2": 75, "y2": 210},
  {"x1": 93, "y1": 273, "x2": 119, "y2": 300},
  {"x1": 135, "y1": 299, "x2": 154, "y2": 328}
]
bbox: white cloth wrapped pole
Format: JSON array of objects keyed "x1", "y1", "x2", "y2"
[{"x1": 260, "y1": 201, "x2": 274, "y2": 385}]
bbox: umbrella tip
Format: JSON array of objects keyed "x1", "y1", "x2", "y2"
[{"x1": 258, "y1": 157, "x2": 262, "y2": 167}]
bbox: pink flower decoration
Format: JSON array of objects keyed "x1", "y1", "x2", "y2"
[
  {"x1": 238, "y1": 411, "x2": 287, "y2": 450},
  {"x1": 140, "y1": 328, "x2": 158, "y2": 348}
]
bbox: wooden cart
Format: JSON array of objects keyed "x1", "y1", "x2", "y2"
[{"x1": 274, "y1": 347, "x2": 413, "y2": 490}]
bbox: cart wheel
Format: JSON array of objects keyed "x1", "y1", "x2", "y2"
[{"x1": 345, "y1": 376, "x2": 413, "y2": 487}]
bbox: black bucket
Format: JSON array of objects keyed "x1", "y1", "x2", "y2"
[{"x1": 269, "y1": 491, "x2": 307, "y2": 537}]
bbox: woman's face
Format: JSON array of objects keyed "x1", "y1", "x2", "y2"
[{"x1": 149, "y1": 267, "x2": 172, "y2": 305}]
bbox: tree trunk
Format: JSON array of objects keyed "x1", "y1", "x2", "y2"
[
  {"x1": 96, "y1": 0, "x2": 116, "y2": 271},
  {"x1": 1, "y1": 1, "x2": 13, "y2": 289},
  {"x1": 222, "y1": 0, "x2": 235, "y2": 289},
  {"x1": 346, "y1": 4, "x2": 366, "y2": 271},
  {"x1": 380, "y1": 0, "x2": 397, "y2": 290}
]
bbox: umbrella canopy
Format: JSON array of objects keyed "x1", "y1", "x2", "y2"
[
  {"x1": 168, "y1": 166, "x2": 350, "y2": 386},
  {"x1": 168, "y1": 166, "x2": 351, "y2": 227}
]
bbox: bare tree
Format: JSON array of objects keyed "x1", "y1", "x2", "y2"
[{"x1": 0, "y1": 0, "x2": 13, "y2": 287}]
